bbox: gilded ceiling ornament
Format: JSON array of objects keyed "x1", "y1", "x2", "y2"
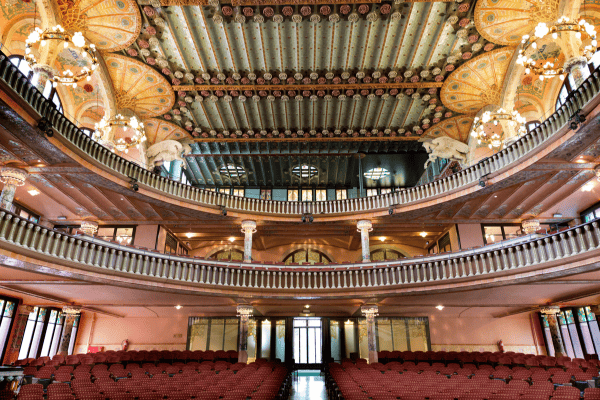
[
  {"x1": 295, "y1": 95, "x2": 303, "y2": 101},
  {"x1": 154, "y1": 17, "x2": 166, "y2": 28},
  {"x1": 254, "y1": 15, "x2": 264, "y2": 22},
  {"x1": 329, "y1": 13, "x2": 340, "y2": 22},
  {"x1": 471, "y1": 42, "x2": 482, "y2": 52},
  {"x1": 390, "y1": 11, "x2": 401, "y2": 21},
  {"x1": 353, "y1": 94, "x2": 361, "y2": 100},
  {"x1": 149, "y1": 37, "x2": 160, "y2": 47},
  {"x1": 273, "y1": 14, "x2": 283, "y2": 23},
  {"x1": 403, "y1": 70, "x2": 413, "y2": 78},
  {"x1": 456, "y1": 28, "x2": 468, "y2": 38},
  {"x1": 140, "y1": 49, "x2": 151, "y2": 57},
  {"x1": 195, "y1": 95, "x2": 203, "y2": 102},
  {"x1": 174, "y1": 71, "x2": 184, "y2": 79},
  {"x1": 309, "y1": 72, "x2": 319, "y2": 80},
  {"x1": 310, "y1": 14, "x2": 321, "y2": 22},
  {"x1": 420, "y1": 70, "x2": 430, "y2": 78},
  {"x1": 367, "y1": 12, "x2": 378, "y2": 22},
  {"x1": 201, "y1": 73, "x2": 211, "y2": 80},
  {"x1": 174, "y1": 115, "x2": 182, "y2": 120},
  {"x1": 157, "y1": 57, "x2": 169, "y2": 68},
  {"x1": 348, "y1": 13, "x2": 359, "y2": 22},
  {"x1": 217, "y1": 73, "x2": 226, "y2": 80},
  {"x1": 234, "y1": 14, "x2": 246, "y2": 23},
  {"x1": 252, "y1": 95, "x2": 260, "y2": 102},
  {"x1": 209, "y1": 95, "x2": 218, "y2": 102},
  {"x1": 292, "y1": 14, "x2": 302, "y2": 22},
  {"x1": 239, "y1": 95, "x2": 246, "y2": 102}
]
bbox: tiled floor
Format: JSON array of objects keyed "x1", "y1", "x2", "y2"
[{"x1": 290, "y1": 371, "x2": 327, "y2": 400}]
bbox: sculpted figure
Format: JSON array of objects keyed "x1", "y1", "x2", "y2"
[{"x1": 422, "y1": 137, "x2": 469, "y2": 168}]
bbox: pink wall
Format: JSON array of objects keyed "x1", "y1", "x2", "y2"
[
  {"x1": 457, "y1": 224, "x2": 485, "y2": 250},
  {"x1": 134, "y1": 225, "x2": 159, "y2": 250},
  {"x1": 428, "y1": 313, "x2": 542, "y2": 354}
]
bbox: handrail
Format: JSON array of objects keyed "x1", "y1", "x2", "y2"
[
  {"x1": 0, "y1": 209, "x2": 599, "y2": 294},
  {"x1": 0, "y1": 50, "x2": 598, "y2": 217}
]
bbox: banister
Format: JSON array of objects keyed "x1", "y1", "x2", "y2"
[
  {"x1": 0, "y1": 207, "x2": 598, "y2": 296},
  {"x1": 1, "y1": 51, "x2": 599, "y2": 217}
]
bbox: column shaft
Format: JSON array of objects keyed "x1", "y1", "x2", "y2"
[{"x1": 546, "y1": 313, "x2": 567, "y2": 357}]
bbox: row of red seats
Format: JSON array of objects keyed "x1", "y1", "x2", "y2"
[
  {"x1": 18, "y1": 361, "x2": 288, "y2": 400},
  {"x1": 14, "y1": 350, "x2": 239, "y2": 367},
  {"x1": 327, "y1": 362, "x2": 598, "y2": 400},
  {"x1": 22, "y1": 361, "x2": 241, "y2": 381},
  {"x1": 377, "y1": 351, "x2": 600, "y2": 370}
]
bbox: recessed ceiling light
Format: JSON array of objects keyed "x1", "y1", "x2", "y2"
[
  {"x1": 420, "y1": 232, "x2": 427, "y2": 238},
  {"x1": 186, "y1": 232, "x2": 193, "y2": 238},
  {"x1": 304, "y1": 305, "x2": 310, "y2": 308},
  {"x1": 229, "y1": 237, "x2": 235, "y2": 242},
  {"x1": 175, "y1": 305, "x2": 182, "y2": 310},
  {"x1": 436, "y1": 305, "x2": 444, "y2": 311},
  {"x1": 28, "y1": 189, "x2": 40, "y2": 196}
]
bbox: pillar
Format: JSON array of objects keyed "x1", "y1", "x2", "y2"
[
  {"x1": 241, "y1": 220, "x2": 257, "y2": 263},
  {"x1": 565, "y1": 56, "x2": 589, "y2": 88},
  {"x1": 169, "y1": 160, "x2": 183, "y2": 181},
  {"x1": 32, "y1": 64, "x2": 54, "y2": 94},
  {"x1": 58, "y1": 310, "x2": 80, "y2": 356},
  {"x1": 361, "y1": 305, "x2": 378, "y2": 363},
  {"x1": 0, "y1": 168, "x2": 28, "y2": 210},
  {"x1": 541, "y1": 306, "x2": 567, "y2": 357},
  {"x1": 357, "y1": 220, "x2": 373, "y2": 262},
  {"x1": 237, "y1": 305, "x2": 253, "y2": 363}
]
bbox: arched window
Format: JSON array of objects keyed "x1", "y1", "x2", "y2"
[
  {"x1": 9, "y1": 55, "x2": 63, "y2": 113},
  {"x1": 210, "y1": 249, "x2": 244, "y2": 261},
  {"x1": 370, "y1": 248, "x2": 405, "y2": 261},
  {"x1": 555, "y1": 52, "x2": 600, "y2": 110},
  {"x1": 283, "y1": 249, "x2": 331, "y2": 265}
]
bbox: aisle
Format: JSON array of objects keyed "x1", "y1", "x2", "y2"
[{"x1": 290, "y1": 370, "x2": 327, "y2": 400}]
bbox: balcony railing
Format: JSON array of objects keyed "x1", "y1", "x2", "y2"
[
  {"x1": 0, "y1": 51, "x2": 598, "y2": 217},
  {"x1": 0, "y1": 210, "x2": 598, "y2": 295}
]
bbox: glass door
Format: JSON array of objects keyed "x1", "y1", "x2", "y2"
[{"x1": 293, "y1": 317, "x2": 322, "y2": 368}]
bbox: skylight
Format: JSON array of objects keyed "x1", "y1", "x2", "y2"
[
  {"x1": 364, "y1": 167, "x2": 390, "y2": 180},
  {"x1": 220, "y1": 164, "x2": 245, "y2": 177},
  {"x1": 293, "y1": 164, "x2": 318, "y2": 178}
]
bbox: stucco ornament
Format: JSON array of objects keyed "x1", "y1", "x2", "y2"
[
  {"x1": 421, "y1": 136, "x2": 469, "y2": 168},
  {"x1": 146, "y1": 140, "x2": 188, "y2": 168}
]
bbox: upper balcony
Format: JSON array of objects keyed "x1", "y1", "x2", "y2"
[{"x1": 1, "y1": 50, "x2": 600, "y2": 222}]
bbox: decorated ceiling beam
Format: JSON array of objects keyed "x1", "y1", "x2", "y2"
[
  {"x1": 155, "y1": 0, "x2": 452, "y2": 5},
  {"x1": 173, "y1": 82, "x2": 443, "y2": 92},
  {"x1": 185, "y1": 153, "x2": 358, "y2": 157},
  {"x1": 192, "y1": 136, "x2": 421, "y2": 142}
]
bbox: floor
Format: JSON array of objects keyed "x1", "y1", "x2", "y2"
[{"x1": 290, "y1": 370, "x2": 327, "y2": 400}]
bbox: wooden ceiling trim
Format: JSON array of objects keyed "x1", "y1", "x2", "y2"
[{"x1": 173, "y1": 82, "x2": 443, "y2": 92}]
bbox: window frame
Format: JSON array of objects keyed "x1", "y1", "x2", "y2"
[
  {"x1": 481, "y1": 223, "x2": 522, "y2": 245},
  {"x1": 10, "y1": 203, "x2": 40, "y2": 223},
  {"x1": 0, "y1": 296, "x2": 18, "y2": 362},
  {"x1": 96, "y1": 225, "x2": 136, "y2": 245},
  {"x1": 283, "y1": 249, "x2": 331, "y2": 264}
]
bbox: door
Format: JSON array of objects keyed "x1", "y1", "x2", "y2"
[{"x1": 293, "y1": 317, "x2": 322, "y2": 368}]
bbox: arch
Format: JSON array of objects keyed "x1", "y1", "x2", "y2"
[
  {"x1": 282, "y1": 249, "x2": 332, "y2": 265},
  {"x1": 209, "y1": 248, "x2": 244, "y2": 262},
  {"x1": 369, "y1": 248, "x2": 406, "y2": 261}
]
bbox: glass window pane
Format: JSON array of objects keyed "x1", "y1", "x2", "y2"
[
  {"x1": 483, "y1": 226, "x2": 502, "y2": 244},
  {"x1": 260, "y1": 190, "x2": 272, "y2": 200},
  {"x1": 302, "y1": 190, "x2": 312, "y2": 202},
  {"x1": 366, "y1": 189, "x2": 378, "y2": 196},
  {"x1": 49, "y1": 321, "x2": 63, "y2": 358},
  {"x1": 288, "y1": 190, "x2": 298, "y2": 201},
  {"x1": 336, "y1": 189, "x2": 347, "y2": 200},
  {"x1": 218, "y1": 188, "x2": 229, "y2": 194},
  {"x1": 260, "y1": 320, "x2": 271, "y2": 360},
  {"x1": 19, "y1": 319, "x2": 37, "y2": 359},
  {"x1": 233, "y1": 188, "x2": 244, "y2": 197},
  {"x1": 380, "y1": 188, "x2": 392, "y2": 194},
  {"x1": 97, "y1": 227, "x2": 114, "y2": 240},
  {"x1": 503, "y1": 225, "x2": 521, "y2": 240},
  {"x1": 208, "y1": 319, "x2": 225, "y2": 351},
  {"x1": 315, "y1": 189, "x2": 326, "y2": 201}
]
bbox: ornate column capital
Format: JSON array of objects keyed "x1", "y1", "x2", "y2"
[
  {"x1": 236, "y1": 304, "x2": 254, "y2": 322},
  {"x1": 357, "y1": 220, "x2": 373, "y2": 232},
  {"x1": 80, "y1": 221, "x2": 99, "y2": 236},
  {"x1": 241, "y1": 220, "x2": 257, "y2": 234},
  {"x1": 0, "y1": 167, "x2": 28, "y2": 187},
  {"x1": 361, "y1": 304, "x2": 379, "y2": 320},
  {"x1": 540, "y1": 305, "x2": 561, "y2": 315}
]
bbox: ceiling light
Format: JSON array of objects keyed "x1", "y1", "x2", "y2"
[
  {"x1": 57, "y1": 216, "x2": 67, "y2": 220},
  {"x1": 420, "y1": 232, "x2": 427, "y2": 237},
  {"x1": 229, "y1": 237, "x2": 235, "y2": 242},
  {"x1": 175, "y1": 305, "x2": 182, "y2": 310},
  {"x1": 379, "y1": 237, "x2": 386, "y2": 242},
  {"x1": 553, "y1": 213, "x2": 563, "y2": 218},
  {"x1": 436, "y1": 305, "x2": 445, "y2": 311},
  {"x1": 582, "y1": 181, "x2": 595, "y2": 192},
  {"x1": 304, "y1": 305, "x2": 310, "y2": 308},
  {"x1": 364, "y1": 167, "x2": 390, "y2": 180},
  {"x1": 28, "y1": 189, "x2": 40, "y2": 196},
  {"x1": 186, "y1": 232, "x2": 193, "y2": 238}
]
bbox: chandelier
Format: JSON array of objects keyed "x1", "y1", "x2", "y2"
[
  {"x1": 94, "y1": 114, "x2": 147, "y2": 153},
  {"x1": 80, "y1": 221, "x2": 98, "y2": 236},
  {"x1": 522, "y1": 218, "x2": 540, "y2": 234},
  {"x1": 517, "y1": 17, "x2": 597, "y2": 81},
  {"x1": 471, "y1": 109, "x2": 526, "y2": 149},
  {"x1": 0, "y1": 167, "x2": 27, "y2": 186},
  {"x1": 25, "y1": 25, "x2": 98, "y2": 88}
]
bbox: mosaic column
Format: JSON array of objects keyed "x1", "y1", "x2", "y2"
[
  {"x1": 0, "y1": 168, "x2": 28, "y2": 210},
  {"x1": 169, "y1": 160, "x2": 183, "y2": 181},
  {"x1": 542, "y1": 306, "x2": 567, "y2": 357},
  {"x1": 357, "y1": 220, "x2": 373, "y2": 262},
  {"x1": 58, "y1": 310, "x2": 80, "y2": 356},
  {"x1": 32, "y1": 64, "x2": 54, "y2": 94},
  {"x1": 241, "y1": 220, "x2": 257, "y2": 263},
  {"x1": 565, "y1": 56, "x2": 589, "y2": 88},
  {"x1": 237, "y1": 305, "x2": 253, "y2": 363},
  {"x1": 361, "y1": 305, "x2": 378, "y2": 364}
]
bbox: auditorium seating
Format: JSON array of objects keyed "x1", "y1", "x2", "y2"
[
  {"x1": 12, "y1": 350, "x2": 289, "y2": 400},
  {"x1": 326, "y1": 351, "x2": 600, "y2": 400}
]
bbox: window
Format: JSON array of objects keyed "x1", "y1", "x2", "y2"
[
  {"x1": 582, "y1": 202, "x2": 600, "y2": 222},
  {"x1": 220, "y1": 164, "x2": 245, "y2": 177},
  {"x1": 80, "y1": 127, "x2": 94, "y2": 137},
  {"x1": 336, "y1": 189, "x2": 347, "y2": 200},
  {"x1": 364, "y1": 167, "x2": 390, "y2": 180},
  {"x1": 288, "y1": 189, "x2": 299, "y2": 201},
  {"x1": 67, "y1": 315, "x2": 80, "y2": 355},
  {"x1": 210, "y1": 249, "x2": 244, "y2": 261},
  {"x1": 97, "y1": 226, "x2": 135, "y2": 245},
  {"x1": 370, "y1": 249, "x2": 405, "y2": 261},
  {"x1": 260, "y1": 189, "x2": 272, "y2": 200},
  {"x1": 283, "y1": 249, "x2": 331, "y2": 265},
  {"x1": 187, "y1": 317, "x2": 239, "y2": 351},
  {"x1": 315, "y1": 189, "x2": 326, "y2": 201},
  {"x1": 233, "y1": 188, "x2": 244, "y2": 197},
  {"x1": 292, "y1": 164, "x2": 318, "y2": 178},
  {"x1": 380, "y1": 188, "x2": 392, "y2": 195},
  {"x1": 178, "y1": 244, "x2": 189, "y2": 256},
  {"x1": 19, "y1": 307, "x2": 48, "y2": 359},
  {"x1": 0, "y1": 298, "x2": 17, "y2": 361},
  {"x1": 438, "y1": 232, "x2": 451, "y2": 253},
  {"x1": 366, "y1": 189, "x2": 378, "y2": 197},
  {"x1": 10, "y1": 203, "x2": 40, "y2": 223},
  {"x1": 180, "y1": 170, "x2": 190, "y2": 185},
  {"x1": 302, "y1": 189, "x2": 313, "y2": 202},
  {"x1": 205, "y1": 187, "x2": 216, "y2": 192},
  {"x1": 162, "y1": 161, "x2": 172, "y2": 177},
  {"x1": 39, "y1": 310, "x2": 64, "y2": 358},
  {"x1": 555, "y1": 57, "x2": 598, "y2": 109},
  {"x1": 482, "y1": 224, "x2": 524, "y2": 244},
  {"x1": 9, "y1": 56, "x2": 63, "y2": 113},
  {"x1": 165, "y1": 232, "x2": 178, "y2": 254},
  {"x1": 526, "y1": 121, "x2": 541, "y2": 133},
  {"x1": 218, "y1": 188, "x2": 230, "y2": 194}
]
